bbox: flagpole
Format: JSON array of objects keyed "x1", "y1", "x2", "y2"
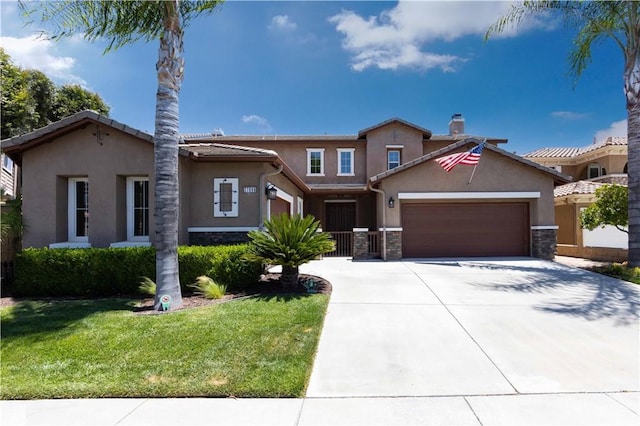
[{"x1": 468, "y1": 164, "x2": 478, "y2": 184}]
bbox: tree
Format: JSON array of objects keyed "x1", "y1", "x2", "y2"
[
  {"x1": 20, "y1": 0, "x2": 223, "y2": 310},
  {"x1": 0, "y1": 48, "x2": 109, "y2": 139},
  {"x1": 246, "y1": 214, "x2": 336, "y2": 288},
  {"x1": 52, "y1": 84, "x2": 110, "y2": 120},
  {"x1": 580, "y1": 184, "x2": 629, "y2": 233},
  {"x1": 486, "y1": 1, "x2": 640, "y2": 266}
]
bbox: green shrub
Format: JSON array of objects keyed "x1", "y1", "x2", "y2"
[
  {"x1": 14, "y1": 245, "x2": 262, "y2": 297},
  {"x1": 190, "y1": 276, "x2": 227, "y2": 299},
  {"x1": 138, "y1": 276, "x2": 156, "y2": 296}
]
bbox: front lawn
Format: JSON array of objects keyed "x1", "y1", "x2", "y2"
[{"x1": 0, "y1": 295, "x2": 328, "y2": 399}]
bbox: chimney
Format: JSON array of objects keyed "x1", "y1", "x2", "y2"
[{"x1": 449, "y1": 113, "x2": 465, "y2": 136}]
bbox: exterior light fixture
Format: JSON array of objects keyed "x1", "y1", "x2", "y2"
[
  {"x1": 266, "y1": 184, "x2": 277, "y2": 200},
  {"x1": 388, "y1": 196, "x2": 395, "y2": 208}
]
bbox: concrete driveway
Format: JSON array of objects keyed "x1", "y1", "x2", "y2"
[
  {"x1": 3, "y1": 257, "x2": 638, "y2": 426},
  {"x1": 300, "y1": 257, "x2": 640, "y2": 425}
]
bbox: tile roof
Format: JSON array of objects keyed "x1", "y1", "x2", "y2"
[
  {"x1": 524, "y1": 136, "x2": 627, "y2": 159},
  {"x1": 554, "y1": 180, "x2": 607, "y2": 197},
  {"x1": 181, "y1": 143, "x2": 277, "y2": 158}
]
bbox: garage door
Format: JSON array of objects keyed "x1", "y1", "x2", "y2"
[{"x1": 401, "y1": 203, "x2": 529, "y2": 257}]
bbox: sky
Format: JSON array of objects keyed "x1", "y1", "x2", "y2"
[{"x1": 0, "y1": 0, "x2": 629, "y2": 155}]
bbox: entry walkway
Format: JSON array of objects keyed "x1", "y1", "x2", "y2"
[{"x1": 2, "y1": 257, "x2": 639, "y2": 425}]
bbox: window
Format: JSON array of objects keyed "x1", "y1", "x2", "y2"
[
  {"x1": 69, "y1": 178, "x2": 89, "y2": 242},
  {"x1": 2, "y1": 155, "x2": 13, "y2": 173},
  {"x1": 306, "y1": 148, "x2": 325, "y2": 176},
  {"x1": 214, "y1": 178, "x2": 238, "y2": 217},
  {"x1": 297, "y1": 196, "x2": 304, "y2": 217},
  {"x1": 127, "y1": 177, "x2": 149, "y2": 240},
  {"x1": 337, "y1": 148, "x2": 355, "y2": 176},
  {"x1": 388, "y1": 150, "x2": 400, "y2": 170},
  {"x1": 588, "y1": 163, "x2": 603, "y2": 179}
]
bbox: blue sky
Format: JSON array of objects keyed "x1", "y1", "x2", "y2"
[{"x1": 0, "y1": 1, "x2": 628, "y2": 154}]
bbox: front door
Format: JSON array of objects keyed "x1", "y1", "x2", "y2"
[{"x1": 325, "y1": 202, "x2": 356, "y2": 256}]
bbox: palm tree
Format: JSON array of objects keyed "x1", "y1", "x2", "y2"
[
  {"x1": 246, "y1": 214, "x2": 335, "y2": 288},
  {"x1": 487, "y1": 1, "x2": 640, "y2": 267},
  {"x1": 21, "y1": 0, "x2": 223, "y2": 309}
]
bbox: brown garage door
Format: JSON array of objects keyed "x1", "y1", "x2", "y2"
[{"x1": 401, "y1": 203, "x2": 529, "y2": 257}]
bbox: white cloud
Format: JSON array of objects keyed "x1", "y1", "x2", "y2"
[
  {"x1": 242, "y1": 114, "x2": 273, "y2": 133},
  {"x1": 551, "y1": 111, "x2": 590, "y2": 120},
  {"x1": 329, "y1": 1, "x2": 555, "y2": 72},
  {"x1": 269, "y1": 15, "x2": 298, "y2": 32},
  {"x1": 0, "y1": 35, "x2": 86, "y2": 85},
  {"x1": 594, "y1": 119, "x2": 627, "y2": 142}
]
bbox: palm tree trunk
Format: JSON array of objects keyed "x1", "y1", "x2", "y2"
[
  {"x1": 153, "y1": 0, "x2": 184, "y2": 311},
  {"x1": 281, "y1": 265, "x2": 299, "y2": 288},
  {"x1": 625, "y1": 40, "x2": 640, "y2": 267}
]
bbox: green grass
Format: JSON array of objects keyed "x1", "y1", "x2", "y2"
[
  {"x1": 0, "y1": 295, "x2": 329, "y2": 399},
  {"x1": 590, "y1": 263, "x2": 640, "y2": 284}
]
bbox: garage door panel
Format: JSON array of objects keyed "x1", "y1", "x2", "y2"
[{"x1": 402, "y1": 203, "x2": 529, "y2": 257}]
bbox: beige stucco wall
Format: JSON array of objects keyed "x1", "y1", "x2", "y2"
[
  {"x1": 187, "y1": 161, "x2": 305, "y2": 228},
  {"x1": 365, "y1": 123, "x2": 424, "y2": 178},
  {"x1": 216, "y1": 140, "x2": 367, "y2": 186},
  {"x1": 374, "y1": 148, "x2": 556, "y2": 229},
  {"x1": 22, "y1": 126, "x2": 155, "y2": 248}
]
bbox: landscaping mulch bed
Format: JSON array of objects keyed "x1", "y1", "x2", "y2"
[{"x1": 0, "y1": 273, "x2": 331, "y2": 313}]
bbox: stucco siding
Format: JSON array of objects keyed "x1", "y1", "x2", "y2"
[
  {"x1": 22, "y1": 126, "x2": 155, "y2": 248},
  {"x1": 376, "y1": 149, "x2": 556, "y2": 228},
  {"x1": 366, "y1": 124, "x2": 424, "y2": 178}
]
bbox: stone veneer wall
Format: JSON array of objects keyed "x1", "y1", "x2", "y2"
[
  {"x1": 352, "y1": 230, "x2": 369, "y2": 261},
  {"x1": 385, "y1": 230, "x2": 402, "y2": 261},
  {"x1": 189, "y1": 232, "x2": 251, "y2": 246},
  {"x1": 531, "y1": 229, "x2": 556, "y2": 260}
]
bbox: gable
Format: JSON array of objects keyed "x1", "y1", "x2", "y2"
[{"x1": 371, "y1": 139, "x2": 570, "y2": 186}]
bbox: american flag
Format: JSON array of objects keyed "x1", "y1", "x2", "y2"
[{"x1": 435, "y1": 142, "x2": 485, "y2": 172}]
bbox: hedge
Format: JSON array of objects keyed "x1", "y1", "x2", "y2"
[{"x1": 14, "y1": 245, "x2": 263, "y2": 298}]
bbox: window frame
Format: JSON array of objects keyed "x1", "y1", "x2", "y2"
[
  {"x1": 68, "y1": 177, "x2": 89, "y2": 243},
  {"x1": 297, "y1": 196, "x2": 304, "y2": 218},
  {"x1": 587, "y1": 163, "x2": 602, "y2": 179},
  {"x1": 337, "y1": 148, "x2": 355, "y2": 176},
  {"x1": 306, "y1": 148, "x2": 325, "y2": 176},
  {"x1": 213, "y1": 177, "x2": 239, "y2": 217},
  {"x1": 2, "y1": 155, "x2": 13, "y2": 173},
  {"x1": 387, "y1": 150, "x2": 401, "y2": 170},
  {"x1": 126, "y1": 177, "x2": 150, "y2": 241}
]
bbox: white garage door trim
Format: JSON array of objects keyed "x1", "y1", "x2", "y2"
[{"x1": 398, "y1": 191, "x2": 540, "y2": 200}]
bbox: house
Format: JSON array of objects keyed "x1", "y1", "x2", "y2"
[
  {"x1": 1, "y1": 152, "x2": 16, "y2": 198},
  {"x1": 1, "y1": 110, "x2": 568, "y2": 260},
  {"x1": 524, "y1": 137, "x2": 628, "y2": 261}
]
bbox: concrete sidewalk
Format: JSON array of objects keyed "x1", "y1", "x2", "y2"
[{"x1": 2, "y1": 257, "x2": 639, "y2": 425}]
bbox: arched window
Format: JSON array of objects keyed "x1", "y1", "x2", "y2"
[
  {"x1": 587, "y1": 163, "x2": 603, "y2": 179},
  {"x1": 624, "y1": 163, "x2": 628, "y2": 174}
]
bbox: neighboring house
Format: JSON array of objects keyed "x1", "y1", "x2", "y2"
[
  {"x1": 524, "y1": 137, "x2": 628, "y2": 261},
  {"x1": 0, "y1": 152, "x2": 16, "y2": 198},
  {"x1": 1, "y1": 110, "x2": 568, "y2": 260}
]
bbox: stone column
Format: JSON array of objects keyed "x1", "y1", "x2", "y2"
[
  {"x1": 383, "y1": 228, "x2": 403, "y2": 261},
  {"x1": 531, "y1": 226, "x2": 558, "y2": 260},
  {"x1": 352, "y1": 228, "x2": 369, "y2": 261}
]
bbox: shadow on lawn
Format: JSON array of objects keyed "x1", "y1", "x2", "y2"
[
  {"x1": 461, "y1": 260, "x2": 640, "y2": 325},
  {"x1": 1, "y1": 298, "x2": 135, "y2": 339}
]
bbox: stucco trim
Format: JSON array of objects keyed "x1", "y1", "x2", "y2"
[
  {"x1": 398, "y1": 192, "x2": 541, "y2": 200},
  {"x1": 110, "y1": 241, "x2": 152, "y2": 248},
  {"x1": 531, "y1": 225, "x2": 560, "y2": 230},
  {"x1": 187, "y1": 227, "x2": 259, "y2": 232},
  {"x1": 49, "y1": 242, "x2": 92, "y2": 249},
  {"x1": 379, "y1": 227, "x2": 403, "y2": 231}
]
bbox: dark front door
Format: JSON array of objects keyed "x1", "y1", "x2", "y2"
[
  {"x1": 325, "y1": 202, "x2": 356, "y2": 256},
  {"x1": 325, "y1": 202, "x2": 356, "y2": 231}
]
